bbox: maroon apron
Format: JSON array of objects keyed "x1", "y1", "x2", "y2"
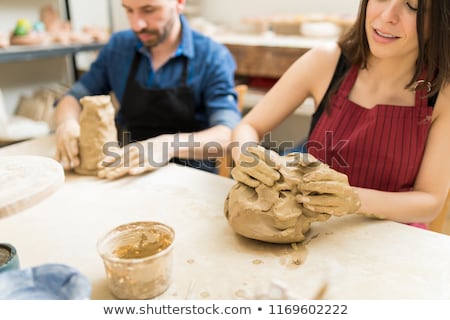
[{"x1": 308, "y1": 65, "x2": 434, "y2": 228}]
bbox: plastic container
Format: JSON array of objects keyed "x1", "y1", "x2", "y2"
[{"x1": 97, "y1": 221, "x2": 175, "y2": 299}]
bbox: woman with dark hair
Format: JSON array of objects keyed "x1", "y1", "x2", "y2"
[{"x1": 231, "y1": 0, "x2": 450, "y2": 228}]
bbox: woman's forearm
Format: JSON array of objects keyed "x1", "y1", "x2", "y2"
[
  {"x1": 230, "y1": 122, "x2": 260, "y2": 162},
  {"x1": 355, "y1": 187, "x2": 446, "y2": 223}
]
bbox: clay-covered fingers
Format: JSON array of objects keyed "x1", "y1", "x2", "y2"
[
  {"x1": 235, "y1": 145, "x2": 282, "y2": 187},
  {"x1": 297, "y1": 193, "x2": 350, "y2": 207},
  {"x1": 296, "y1": 192, "x2": 359, "y2": 216},
  {"x1": 301, "y1": 206, "x2": 330, "y2": 221},
  {"x1": 97, "y1": 142, "x2": 161, "y2": 179},
  {"x1": 54, "y1": 120, "x2": 80, "y2": 170},
  {"x1": 97, "y1": 154, "x2": 129, "y2": 179},
  {"x1": 54, "y1": 148, "x2": 70, "y2": 170},
  {"x1": 300, "y1": 180, "x2": 352, "y2": 197},
  {"x1": 301, "y1": 166, "x2": 348, "y2": 183},
  {"x1": 128, "y1": 159, "x2": 156, "y2": 175},
  {"x1": 297, "y1": 166, "x2": 361, "y2": 216},
  {"x1": 284, "y1": 152, "x2": 322, "y2": 172},
  {"x1": 231, "y1": 167, "x2": 261, "y2": 188},
  {"x1": 246, "y1": 145, "x2": 284, "y2": 167},
  {"x1": 276, "y1": 153, "x2": 321, "y2": 189},
  {"x1": 99, "y1": 144, "x2": 122, "y2": 168},
  {"x1": 97, "y1": 144, "x2": 142, "y2": 179},
  {"x1": 61, "y1": 137, "x2": 80, "y2": 169},
  {"x1": 236, "y1": 161, "x2": 281, "y2": 186}
]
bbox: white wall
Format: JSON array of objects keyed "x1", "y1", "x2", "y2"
[
  {"x1": 67, "y1": 0, "x2": 110, "y2": 32},
  {"x1": 200, "y1": 0, "x2": 361, "y2": 27},
  {"x1": 66, "y1": 0, "x2": 110, "y2": 70},
  {"x1": 110, "y1": 0, "x2": 362, "y2": 32},
  {"x1": 111, "y1": 0, "x2": 129, "y2": 31}
]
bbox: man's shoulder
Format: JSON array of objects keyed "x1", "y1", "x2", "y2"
[
  {"x1": 190, "y1": 29, "x2": 230, "y2": 56},
  {"x1": 189, "y1": 28, "x2": 213, "y2": 41}
]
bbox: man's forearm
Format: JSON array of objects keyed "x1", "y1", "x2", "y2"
[
  {"x1": 170, "y1": 125, "x2": 232, "y2": 160},
  {"x1": 55, "y1": 95, "x2": 82, "y2": 126}
]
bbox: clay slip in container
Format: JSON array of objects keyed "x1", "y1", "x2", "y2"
[{"x1": 97, "y1": 221, "x2": 175, "y2": 299}]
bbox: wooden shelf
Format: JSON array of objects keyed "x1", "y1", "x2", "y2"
[
  {"x1": 0, "y1": 42, "x2": 106, "y2": 63},
  {"x1": 225, "y1": 43, "x2": 308, "y2": 78},
  {"x1": 214, "y1": 34, "x2": 332, "y2": 79}
]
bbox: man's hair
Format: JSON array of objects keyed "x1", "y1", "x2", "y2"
[{"x1": 339, "y1": 0, "x2": 450, "y2": 96}]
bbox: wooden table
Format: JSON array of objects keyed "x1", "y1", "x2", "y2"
[{"x1": 1, "y1": 135, "x2": 449, "y2": 299}]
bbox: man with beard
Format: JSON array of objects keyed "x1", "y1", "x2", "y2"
[{"x1": 54, "y1": 0, "x2": 240, "y2": 178}]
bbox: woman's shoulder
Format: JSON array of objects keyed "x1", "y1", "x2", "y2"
[
  {"x1": 294, "y1": 42, "x2": 344, "y2": 102},
  {"x1": 306, "y1": 42, "x2": 342, "y2": 65},
  {"x1": 433, "y1": 82, "x2": 450, "y2": 120},
  {"x1": 295, "y1": 42, "x2": 344, "y2": 80}
]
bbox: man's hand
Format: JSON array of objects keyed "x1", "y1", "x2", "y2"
[
  {"x1": 296, "y1": 165, "x2": 361, "y2": 216},
  {"x1": 54, "y1": 119, "x2": 80, "y2": 170},
  {"x1": 97, "y1": 135, "x2": 174, "y2": 179}
]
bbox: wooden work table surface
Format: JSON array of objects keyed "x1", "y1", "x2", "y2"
[{"x1": 0, "y1": 135, "x2": 449, "y2": 299}]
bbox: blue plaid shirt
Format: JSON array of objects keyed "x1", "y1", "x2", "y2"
[{"x1": 68, "y1": 15, "x2": 241, "y2": 130}]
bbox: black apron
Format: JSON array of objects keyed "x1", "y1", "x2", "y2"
[{"x1": 119, "y1": 52, "x2": 216, "y2": 173}]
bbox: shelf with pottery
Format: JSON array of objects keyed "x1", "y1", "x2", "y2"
[
  {"x1": 0, "y1": 0, "x2": 109, "y2": 144},
  {"x1": 0, "y1": 42, "x2": 106, "y2": 64}
]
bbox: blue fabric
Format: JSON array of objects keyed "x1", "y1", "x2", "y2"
[
  {"x1": 281, "y1": 140, "x2": 308, "y2": 155},
  {"x1": 0, "y1": 264, "x2": 91, "y2": 300},
  {"x1": 67, "y1": 15, "x2": 241, "y2": 130}
]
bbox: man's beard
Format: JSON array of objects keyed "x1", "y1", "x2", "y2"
[
  {"x1": 136, "y1": 14, "x2": 175, "y2": 48},
  {"x1": 136, "y1": 29, "x2": 168, "y2": 48}
]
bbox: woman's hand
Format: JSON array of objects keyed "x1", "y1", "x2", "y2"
[
  {"x1": 231, "y1": 144, "x2": 283, "y2": 187},
  {"x1": 296, "y1": 165, "x2": 361, "y2": 216}
]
